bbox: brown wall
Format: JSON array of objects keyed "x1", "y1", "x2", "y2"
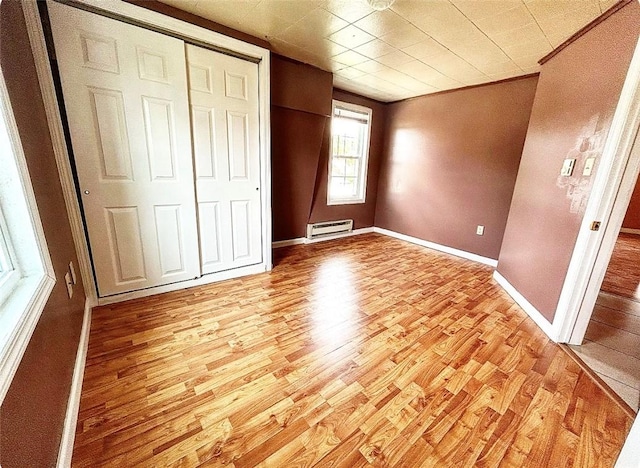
[
  {"x1": 270, "y1": 56, "x2": 384, "y2": 240},
  {"x1": 270, "y1": 55, "x2": 332, "y2": 241},
  {"x1": 497, "y1": 1, "x2": 640, "y2": 321},
  {"x1": 0, "y1": 2, "x2": 86, "y2": 467},
  {"x1": 374, "y1": 76, "x2": 538, "y2": 260},
  {"x1": 622, "y1": 178, "x2": 640, "y2": 230},
  {"x1": 309, "y1": 89, "x2": 386, "y2": 229}
]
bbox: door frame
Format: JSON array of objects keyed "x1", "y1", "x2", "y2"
[
  {"x1": 552, "y1": 33, "x2": 640, "y2": 344},
  {"x1": 22, "y1": 0, "x2": 272, "y2": 306}
]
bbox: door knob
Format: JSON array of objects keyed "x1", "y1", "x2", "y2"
[{"x1": 84, "y1": 190, "x2": 90, "y2": 195}]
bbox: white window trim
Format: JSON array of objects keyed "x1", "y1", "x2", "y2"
[
  {"x1": 0, "y1": 62, "x2": 55, "y2": 405},
  {"x1": 327, "y1": 100, "x2": 372, "y2": 206}
]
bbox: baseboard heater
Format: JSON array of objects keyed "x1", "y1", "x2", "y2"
[{"x1": 307, "y1": 219, "x2": 353, "y2": 240}]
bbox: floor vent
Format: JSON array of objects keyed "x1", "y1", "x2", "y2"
[{"x1": 307, "y1": 219, "x2": 353, "y2": 240}]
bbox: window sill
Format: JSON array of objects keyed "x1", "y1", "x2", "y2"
[
  {"x1": 327, "y1": 199, "x2": 366, "y2": 206},
  {"x1": 0, "y1": 273, "x2": 55, "y2": 403}
]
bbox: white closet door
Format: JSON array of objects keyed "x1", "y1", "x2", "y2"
[
  {"x1": 48, "y1": 2, "x2": 200, "y2": 297},
  {"x1": 186, "y1": 45, "x2": 262, "y2": 274}
]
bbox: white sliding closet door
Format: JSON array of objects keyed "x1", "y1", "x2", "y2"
[
  {"x1": 48, "y1": 2, "x2": 200, "y2": 297},
  {"x1": 186, "y1": 45, "x2": 262, "y2": 274}
]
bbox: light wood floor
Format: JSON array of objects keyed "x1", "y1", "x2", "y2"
[
  {"x1": 601, "y1": 233, "x2": 640, "y2": 301},
  {"x1": 571, "y1": 233, "x2": 640, "y2": 411},
  {"x1": 73, "y1": 234, "x2": 632, "y2": 467}
]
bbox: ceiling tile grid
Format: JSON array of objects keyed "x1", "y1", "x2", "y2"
[{"x1": 159, "y1": 0, "x2": 614, "y2": 102}]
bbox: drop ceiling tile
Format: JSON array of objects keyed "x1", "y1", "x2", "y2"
[
  {"x1": 332, "y1": 49, "x2": 370, "y2": 66},
  {"x1": 524, "y1": 0, "x2": 599, "y2": 23},
  {"x1": 599, "y1": 0, "x2": 618, "y2": 10},
  {"x1": 353, "y1": 59, "x2": 389, "y2": 74},
  {"x1": 487, "y1": 70, "x2": 523, "y2": 81},
  {"x1": 277, "y1": 23, "x2": 326, "y2": 49},
  {"x1": 473, "y1": 5, "x2": 536, "y2": 35},
  {"x1": 328, "y1": 24, "x2": 376, "y2": 49},
  {"x1": 354, "y1": 39, "x2": 398, "y2": 59},
  {"x1": 160, "y1": 0, "x2": 610, "y2": 102},
  {"x1": 500, "y1": 39, "x2": 553, "y2": 61},
  {"x1": 320, "y1": 0, "x2": 374, "y2": 23},
  {"x1": 251, "y1": 0, "x2": 318, "y2": 24},
  {"x1": 521, "y1": 65, "x2": 541, "y2": 74},
  {"x1": 335, "y1": 67, "x2": 368, "y2": 80},
  {"x1": 422, "y1": 51, "x2": 486, "y2": 81},
  {"x1": 452, "y1": 41, "x2": 511, "y2": 68},
  {"x1": 477, "y1": 60, "x2": 522, "y2": 76},
  {"x1": 512, "y1": 53, "x2": 544, "y2": 69},
  {"x1": 296, "y1": 7, "x2": 349, "y2": 36},
  {"x1": 393, "y1": 59, "x2": 436, "y2": 76},
  {"x1": 376, "y1": 50, "x2": 415, "y2": 67},
  {"x1": 301, "y1": 38, "x2": 349, "y2": 60},
  {"x1": 450, "y1": 0, "x2": 516, "y2": 22},
  {"x1": 402, "y1": 39, "x2": 450, "y2": 60},
  {"x1": 353, "y1": 9, "x2": 409, "y2": 36},
  {"x1": 490, "y1": 22, "x2": 550, "y2": 49},
  {"x1": 191, "y1": 0, "x2": 258, "y2": 28},
  {"x1": 160, "y1": 0, "x2": 199, "y2": 15},
  {"x1": 418, "y1": 71, "x2": 464, "y2": 90},
  {"x1": 380, "y1": 23, "x2": 430, "y2": 49}
]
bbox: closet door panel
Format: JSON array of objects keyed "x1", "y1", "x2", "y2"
[
  {"x1": 186, "y1": 45, "x2": 262, "y2": 274},
  {"x1": 49, "y1": 2, "x2": 200, "y2": 297}
]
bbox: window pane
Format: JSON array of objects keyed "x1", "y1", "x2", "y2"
[
  {"x1": 328, "y1": 100, "x2": 371, "y2": 204},
  {"x1": 344, "y1": 177, "x2": 357, "y2": 197},
  {"x1": 332, "y1": 157, "x2": 346, "y2": 177},
  {"x1": 345, "y1": 158, "x2": 358, "y2": 177}
]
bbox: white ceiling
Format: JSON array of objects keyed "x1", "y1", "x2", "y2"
[{"x1": 158, "y1": 0, "x2": 617, "y2": 102}]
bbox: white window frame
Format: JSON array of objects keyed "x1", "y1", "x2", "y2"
[
  {"x1": 0, "y1": 62, "x2": 55, "y2": 405},
  {"x1": 327, "y1": 100, "x2": 372, "y2": 206}
]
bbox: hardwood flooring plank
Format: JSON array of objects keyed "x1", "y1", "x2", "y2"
[{"x1": 72, "y1": 234, "x2": 632, "y2": 467}]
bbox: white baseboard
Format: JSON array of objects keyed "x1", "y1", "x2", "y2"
[
  {"x1": 304, "y1": 227, "x2": 374, "y2": 244},
  {"x1": 272, "y1": 238, "x2": 306, "y2": 248},
  {"x1": 373, "y1": 227, "x2": 498, "y2": 267},
  {"x1": 57, "y1": 299, "x2": 92, "y2": 468},
  {"x1": 620, "y1": 227, "x2": 640, "y2": 235},
  {"x1": 492, "y1": 271, "x2": 557, "y2": 341},
  {"x1": 272, "y1": 227, "x2": 374, "y2": 248},
  {"x1": 97, "y1": 263, "x2": 268, "y2": 306}
]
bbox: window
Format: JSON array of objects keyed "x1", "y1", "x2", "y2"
[
  {"x1": 328, "y1": 100, "x2": 372, "y2": 205},
  {"x1": 0, "y1": 64, "x2": 54, "y2": 404},
  {"x1": 0, "y1": 209, "x2": 20, "y2": 307}
]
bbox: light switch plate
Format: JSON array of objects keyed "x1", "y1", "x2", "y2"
[
  {"x1": 561, "y1": 158, "x2": 576, "y2": 177},
  {"x1": 476, "y1": 225, "x2": 484, "y2": 236},
  {"x1": 583, "y1": 157, "x2": 596, "y2": 176}
]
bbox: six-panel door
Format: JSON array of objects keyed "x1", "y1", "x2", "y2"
[
  {"x1": 49, "y1": 2, "x2": 200, "y2": 297},
  {"x1": 186, "y1": 45, "x2": 262, "y2": 274}
]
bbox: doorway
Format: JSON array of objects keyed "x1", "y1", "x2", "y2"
[{"x1": 570, "y1": 192, "x2": 640, "y2": 411}]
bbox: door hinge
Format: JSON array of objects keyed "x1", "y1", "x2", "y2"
[{"x1": 590, "y1": 221, "x2": 602, "y2": 231}]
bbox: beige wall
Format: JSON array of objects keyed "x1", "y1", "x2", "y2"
[
  {"x1": 497, "y1": 1, "x2": 640, "y2": 321},
  {"x1": 0, "y1": 2, "x2": 86, "y2": 467}
]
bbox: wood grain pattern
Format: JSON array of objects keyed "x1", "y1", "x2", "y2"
[
  {"x1": 601, "y1": 233, "x2": 640, "y2": 301},
  {"x1": 72, "y1": 234, "x2": 632, "y2": 466}
]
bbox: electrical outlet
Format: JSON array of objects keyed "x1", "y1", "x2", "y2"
[
  {"x1": 476, "y1": 225, "x2": 485, "y2": 236},
  {"x1": 69, "y1": 261, "x2": 77, "y2": 284},
  {"x1": 65, "y1": 271, "x2": 74, "y2": 299}
]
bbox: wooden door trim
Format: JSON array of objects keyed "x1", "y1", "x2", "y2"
[{"x1": 22, "y1": 0, "x2": 272, "y2": 306}]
